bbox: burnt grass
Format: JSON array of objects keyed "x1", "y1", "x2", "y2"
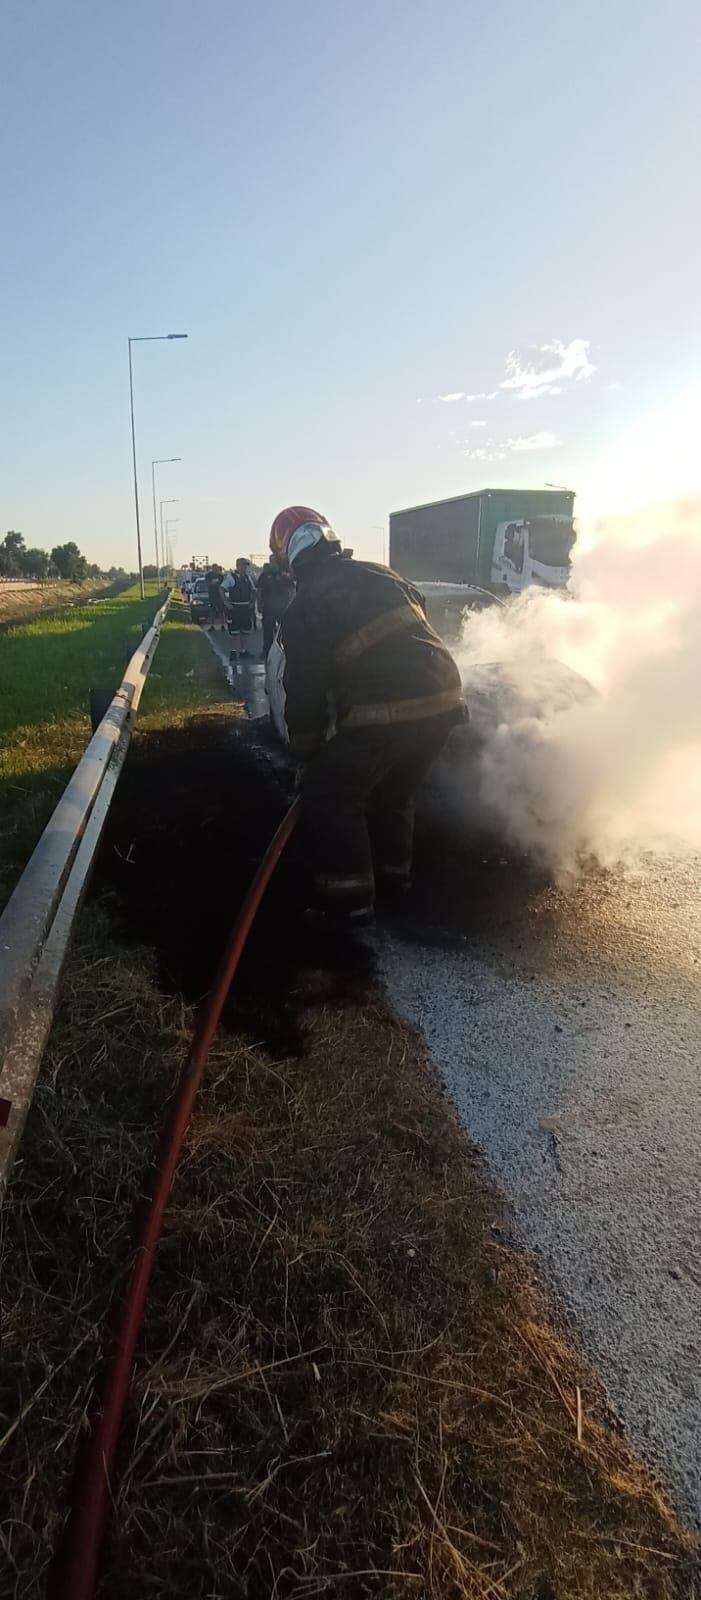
[
  {"x1": 2, "y1": 707, "x2": 699, "y2": 1599},
  {"x1": 93, "y1": 708, "x2": 547, "y2": 1044},
  {"x1": 95, "y1": 713, "x2": 375, "y2": 1057}
]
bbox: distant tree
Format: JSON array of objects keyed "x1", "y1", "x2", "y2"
[
  {"x1": 21, "y1": 547, "x2": 51, "y2": 581},
  {"x1": 142, "y1": 564, "x2": 159, "y2": 580},
  {"x1": 0, "y1": 531, "x2": 26, "y2": 576},
  {"x1": 107, "y1": 566, "x2": 127, "y2": 580},
  {"x1": 50, "y1": 541, "x2": 88, "y2": 581},
  {"x1": 86, "y1": 562, "x2": 101, "y2": 579}
]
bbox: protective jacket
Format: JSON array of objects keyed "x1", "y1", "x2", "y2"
[{"x1": 280, "y1": 554, "x2": 464, "y2": 756}]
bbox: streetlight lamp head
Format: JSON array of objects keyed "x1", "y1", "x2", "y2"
[{"x1": 167, "y1": 333, "x2": 188, "y2": 340}]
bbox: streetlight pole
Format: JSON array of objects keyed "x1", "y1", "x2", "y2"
[
  {"x1": 151, "y1": 458, "x2": 181, "y2": 584},
  {"x1": 127, "y1": 333, "x2": 188, "y2": 598},
  {"x1": 165, "y1": 518, "x2": 180, "y2": 578},
  {"x1": 160, "y1": 499, "x2": 179, "y2": 579}
]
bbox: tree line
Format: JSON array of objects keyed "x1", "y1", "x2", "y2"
[{"x1": 0, "y1": 531, "x2": 126, "y2": 583}]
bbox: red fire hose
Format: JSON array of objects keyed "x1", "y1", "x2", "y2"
[{"x1": 54, "y1": 797, "x2": 301, "y2": 1599}]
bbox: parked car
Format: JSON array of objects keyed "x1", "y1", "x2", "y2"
[{"x1": 190, "y1": 577, "x2": 211, "y2": 624}]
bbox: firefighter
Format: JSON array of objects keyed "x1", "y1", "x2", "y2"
[{"x1": 270, "y1": 505, "x2": 465, "y2": 927}]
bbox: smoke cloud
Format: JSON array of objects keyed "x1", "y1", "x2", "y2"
[{"x1": 443, "y1": 498, "x2": 701, "y2": 872}]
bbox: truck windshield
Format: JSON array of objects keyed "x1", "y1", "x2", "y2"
[{"x1": 528, "y1": 518, "x2": 575, "y2": 567}]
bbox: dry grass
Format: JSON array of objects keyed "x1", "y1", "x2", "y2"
[{"x1": 1, "y1": 914, "x2": 698, "y2": 1600}]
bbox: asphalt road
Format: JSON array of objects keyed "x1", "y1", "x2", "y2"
[
  {"x1": 381, "y1": 846, "x2": 701, "y2": 1524},
  {"x1": 203, "y1": 619, "x2": 269, "y2": 718}
]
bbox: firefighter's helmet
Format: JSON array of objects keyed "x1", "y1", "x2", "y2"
[{"x1": 269, "y1": 506, "x2": 338, "y2": 569}]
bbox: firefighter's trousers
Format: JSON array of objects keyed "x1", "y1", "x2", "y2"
[{"x1": 301, "y1": 713, "x2": 457, "y2": 913}]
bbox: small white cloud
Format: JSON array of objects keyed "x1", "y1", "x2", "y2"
[
  {"x1": 420, "y1": 388, "x2": 499, "y2": 406},
  {"x1": 508, "y1": 431, "x2": 561, "y2": 451},
  {"x1": 471, "y1": 420, "x2": 486, "y2": 427},
  {"x1": 501, "y1": 338, "x2": 596, "y2": 400},
  {"x1": 606, "y1": 381, "x2": 624, "y2": 391}
]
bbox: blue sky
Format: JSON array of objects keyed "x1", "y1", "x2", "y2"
[{"x1": 2, "y1": 0, "x2": 700, "y2": 568}]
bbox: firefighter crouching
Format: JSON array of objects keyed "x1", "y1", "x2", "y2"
[{"x1": 270, "y1": 505, "x2": 466, "y2": 928}]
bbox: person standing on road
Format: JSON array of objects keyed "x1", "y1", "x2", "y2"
[
  {"x1": 222, "y1": 557, "x2": 257, "y2": 659},
  {"x1": 270, "y1": 505, "x2": 465, "y2": 928},
  {"x1": 257, "y1": 557, "x2": 295, "y2": 660},
  {"x1": 206, "y1": 564, "x2": 226, "y2": 630}
]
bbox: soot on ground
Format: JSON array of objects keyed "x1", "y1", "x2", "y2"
[
  {"x1": 95, "y1": 716, "x2": 374, "y2": 1057},
  {"x1": 95, "y1": 711, "x2": 554, "y2": 1051},
  {"x1": 410, "y1": 815, "x2": 546, "y2": 946}
]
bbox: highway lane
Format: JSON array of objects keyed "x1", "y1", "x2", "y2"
[
  {"x1": 380, "y1": 845, "x2": 701, "y2": 1525},
  {"x1": 203, "y1": 617, "x2": 269, "y2": 718}
]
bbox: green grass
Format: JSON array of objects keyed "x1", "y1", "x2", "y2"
[
  {"x1": 137, "y1": 600, "x2": 234, "y2": 729},
  {"x1": 0, "y1": 583, "x2": 161, "y2": 735},
  {"x1": 0, "y1": 585, "x2": 213, "y2": 909}
]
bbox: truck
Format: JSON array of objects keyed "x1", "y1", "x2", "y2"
[{"x1": 389, "y1": 487, "x2": 575, "y2": 598}]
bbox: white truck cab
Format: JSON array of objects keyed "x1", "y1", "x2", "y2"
[{"x1": 491, "y1": 516, "x2": 573, "y2": 593}]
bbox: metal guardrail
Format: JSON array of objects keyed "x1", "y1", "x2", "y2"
[{"x1": 0, "y1": 594, "x2": 171, "y2": 1192}]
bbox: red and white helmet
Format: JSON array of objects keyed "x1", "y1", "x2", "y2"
[{"x1": 269, "y1": 505, "x2": 338, "y2": 569}]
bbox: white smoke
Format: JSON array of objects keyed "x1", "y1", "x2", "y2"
[{"x1": 446, "y1": 498, "x2": 701, "y2": 872}]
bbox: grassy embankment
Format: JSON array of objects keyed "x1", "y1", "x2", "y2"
[
  {"x1": 1, "y1": 602, "x2": 699, "y2": 1598},
  {"x1": 0, "y1": 584, "x2": 226, "y2": 909},
  {"x1": 0, "y1": 576, "x2": 119, "y2": 628}
]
